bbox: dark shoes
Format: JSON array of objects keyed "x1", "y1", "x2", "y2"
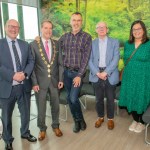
[
  {"x1": 73, "y1": 120, "x2": 87, "y2": 133},
  {"x1": 73, "y1": 121, "x2": 80, "y2": 133},
  {"x1": 80, "y1": 120, "x2": 87, "y2": 131},
  {"x1": 107, "y1": 119, "x2": 114, "y2": 130},
  {"x1": 5, "y1": 135, "x2": 37, "y2": 149},
  {"x1": 5, "y1": 143, "x2": 13, "y2": 150},
  {"x1": 21, "y1": 134, "x2": 37, "y2": 142},
  {"x1": 95, "y1": 118, "x2": 104, "y2": 128}
]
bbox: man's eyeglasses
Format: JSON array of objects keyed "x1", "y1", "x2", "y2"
[
  {"x1": 96, "y1": 26, "x2": 107, "y2": 30},
  {"x1": 132, "y1": 28, "x2": 142, "y2": 32},
  {"x1": 8, "y1": 25, "x2": 20, "y2": 30}
]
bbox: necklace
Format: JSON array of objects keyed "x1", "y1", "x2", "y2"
[{"x1": 36, "y1": 37, "x2": 57, "y2": 78}]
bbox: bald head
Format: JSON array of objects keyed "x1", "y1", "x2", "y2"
[
  {"x1": 5, "y1": 19, "x2": 20, "y2": 28},
  {"x1": 96, "y1": 21, "x2": 108, "y2": 39},
  {"x1": 96, "y1": 22, "x2": 108, "y2": 29},
  {"x1": 5, "y1": 19, "x2": 20, "y2": 40}
]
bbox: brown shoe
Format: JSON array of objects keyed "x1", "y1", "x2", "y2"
[
  {"x1": 95, "y1": 118, "x2": 104, "y2": 128},
  {"x1": 107, "y1": 120, "x2": 114, "y2": 130},
  {"x1": 53, "y1": 128, "x2": 63, "y2": 137},
  {"x1": 38, "y1": 131, "x2": 46, "y2": 141}
]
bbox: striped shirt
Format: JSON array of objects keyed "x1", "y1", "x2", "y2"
[
  {"x1": 6, "y1": 36, "x2": 23, "y2": 85},
  {"x1": 59, "y1": 30, "x2": 92, "y2": 76}
]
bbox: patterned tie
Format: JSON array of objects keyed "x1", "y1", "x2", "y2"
[
  {"x1": 12, "y1": 40, "x2": 22, "y2": 71},
  {"x1": 45, "y1": 40, "x2": 50, "y2": 60}
]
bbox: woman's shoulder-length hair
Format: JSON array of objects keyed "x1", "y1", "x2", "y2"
[{"x1": 128, "y1": 20, "x2": 149, "y2": 44}]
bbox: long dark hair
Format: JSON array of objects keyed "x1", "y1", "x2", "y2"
[{"x1": 128, "y1": 20, "x2": 149, "y2": 44}]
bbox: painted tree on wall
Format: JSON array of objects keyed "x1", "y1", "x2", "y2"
[
  {"x1": 40, "y1": 0, "x2": 150, "y2": 43},
  {"x1": 76, "y1": 0, "x2": 80, "y2": 11}
]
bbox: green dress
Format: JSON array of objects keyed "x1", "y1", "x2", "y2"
[{"x1": 119, "y1": 40, "x2": 150, "y2": 114}]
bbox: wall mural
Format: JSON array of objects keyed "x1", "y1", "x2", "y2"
[{"x1": 41, "y1": 0, "x2": 150, "y2": 46}]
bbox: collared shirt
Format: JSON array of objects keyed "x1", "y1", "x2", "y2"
[
  {"x1": 42, "y1": 38, "x2": 52, "y2": 61},
  {"x1": 59, "y1": 30, "x2": 92, "y2": 76},
  {"x1": 6, "y1": 36, "x2": 22, "y2": 85},
  {"x1": 99, "y1": 36, "x2": 108, "y2": 67}
]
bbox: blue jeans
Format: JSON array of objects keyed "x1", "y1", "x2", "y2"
[{"x1": 64, "y1": 69, "x2": 84, "y2": 121}]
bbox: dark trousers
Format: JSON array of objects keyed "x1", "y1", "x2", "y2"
[
  {"x1": 64, "y1": 69, "x2": 84, "y2": 121},
  {"x1": 131, "y1": 111, "x2": 144, "y2": 124},
  {"x1": 35, "y1": 79, "x2": 60, "y2": 131},
  {"x1": 93, "y1": 79, "x2": 116, "y2": 119},
  {"x1": 0, "y1": 85, "x2": 30, "y2": 144}
]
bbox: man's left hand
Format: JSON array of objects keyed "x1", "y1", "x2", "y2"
[
  {"x1": 100, "y1": 72, "x2": 108, "y2": 80},
  {"x1": 58, "y1": 82, "x2": 63, "y2": 89},
  {"x1": 73, "y1": 76, "x2": 81, "y2": 87}
]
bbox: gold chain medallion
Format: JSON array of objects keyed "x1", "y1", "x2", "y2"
[{"x1": 36, "y1": 38, "x2": 57, "y2": 77}]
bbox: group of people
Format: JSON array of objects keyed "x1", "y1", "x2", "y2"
[{"x1": 0, "y1": 11, "x2": 150, "y2": 150}]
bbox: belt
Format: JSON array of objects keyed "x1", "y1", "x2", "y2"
[
  {"x1": 99, "y1": 67, "x2": 106, "y2": 72},
  {"x1": 99, "y1": 67, "x2": 106, "y2": 70},
  {"x1": 64, "y1": 66, "x2": 79, "y2": 72},
  {"x1": 12, "y1": 84, "x2": 23, "y2": 88}
]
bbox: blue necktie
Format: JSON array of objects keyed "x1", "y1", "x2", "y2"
[{"x1": 12, "y1": 40, "x2": 22, "y2": 71}]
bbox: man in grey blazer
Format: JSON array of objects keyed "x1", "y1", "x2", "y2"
[
  {"x1": 30, "y1": 20, "x2": 64, "y2": 140},
  {"x1": 89, "y1": 22, "x2": 120, "y2": 130},
  {"x1": 0, "y1": 19, "x2": 37, "y2": 150}
]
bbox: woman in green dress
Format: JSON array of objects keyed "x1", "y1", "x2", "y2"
[{"x1": 119, "y1": 20, "x2": 150, "y2": 133}]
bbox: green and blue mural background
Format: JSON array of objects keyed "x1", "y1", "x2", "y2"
[
  {"x1": 41, "y1": 0, "x2": 150, "y2": 45},
  {"x1": 40, "y1": 0, "x2": 150, "y2": 71}
]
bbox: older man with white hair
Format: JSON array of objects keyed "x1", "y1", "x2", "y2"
[
  {"x1": 89, "y1": 22, "x2": 120, "y2": 130},
  {"x1": 0, "y1": 19, "x2": 37, "y2": 150}
]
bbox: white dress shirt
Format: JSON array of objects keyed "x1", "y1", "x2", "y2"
[{"x1": 99, "y1": 36, "x2": 107, "y2": 67}]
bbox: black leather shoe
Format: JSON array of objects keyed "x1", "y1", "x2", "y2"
[
  {"x1": 80, "y1": 120, "x2": 87, "y2": 131},
  {"x1": 5, "y1": 143, "x2": 13, "y2": 150},
  {"x1": 21, "y1": 134, "x2": 37, "y2": 142},
  {"x1": 73, "y1": 121, "x2": 80, "y2": 133}
]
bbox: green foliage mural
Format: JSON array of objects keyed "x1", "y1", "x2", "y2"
[{"x1": 41, "y1": 0, "x2": 150, "y2": 45}]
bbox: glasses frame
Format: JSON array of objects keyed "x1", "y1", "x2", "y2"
[{"x1": 8, "y1": 25, "x2": 20, "y2": 30}]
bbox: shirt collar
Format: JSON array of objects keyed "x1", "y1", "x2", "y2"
[
  {"x1": 70, "y1": 29, "x2": 83, "y2": 36},
  {"x1": 99, "y1": 36, "x2": 108, "y2": 43},
  {"x1": 42, "y1": 37, "x2": 50, "y2": 44},
  {"x1": 6, "y1": 36, "x2": 17, "y2": 43}
]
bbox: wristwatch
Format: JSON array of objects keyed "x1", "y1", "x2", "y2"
[{"x1": 24, "y1": 73, "x2": 29, "y2": 79}]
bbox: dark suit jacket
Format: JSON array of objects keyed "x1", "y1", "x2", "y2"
[
  {"x1": 0, "y1": 38, "x2": 35, "y2": 98},
  {"x1": 30, "y1": 38, "x2": 64, "y2": 89}
]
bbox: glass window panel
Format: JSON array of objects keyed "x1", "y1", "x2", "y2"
[
  {"x1": 0, "y1": 1, "x2": 39, "y2": 39},
  {"x1": 23, "y1": 6, "x2": 38, "y2": 41},
  {"x1": 1, "y1": 0, "x2": 37, "y2": 7},
  {"x1": 8, "y1": 3, "x2": 19, "y2": 38},
  {"x1": 8, "y1": 3, "x2": 18, "y2": 20}
]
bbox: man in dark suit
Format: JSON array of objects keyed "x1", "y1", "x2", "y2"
[
  {"x1": 30, "y1": 20, "x2": 64, "y2": 141},
  {"x1": 0, "y1": 19, "x2": 37, "y2": 150}
]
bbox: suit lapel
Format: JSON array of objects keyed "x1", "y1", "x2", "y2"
[
  {"x1": 106, "y1": 37, "x2": 111, "y2": 64},
  {"x1": 50, "y1": 39, "x2": 54, "y2": 62},
  {"x1": 3, "y1": 39, "x2": 14, "y2": 69},
  {"x1": 17, "y1": 39, "x2": 25, "y2": 67},
  {"x1": 40, "y1": 38, "x2": 49, "y2": 62}
]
